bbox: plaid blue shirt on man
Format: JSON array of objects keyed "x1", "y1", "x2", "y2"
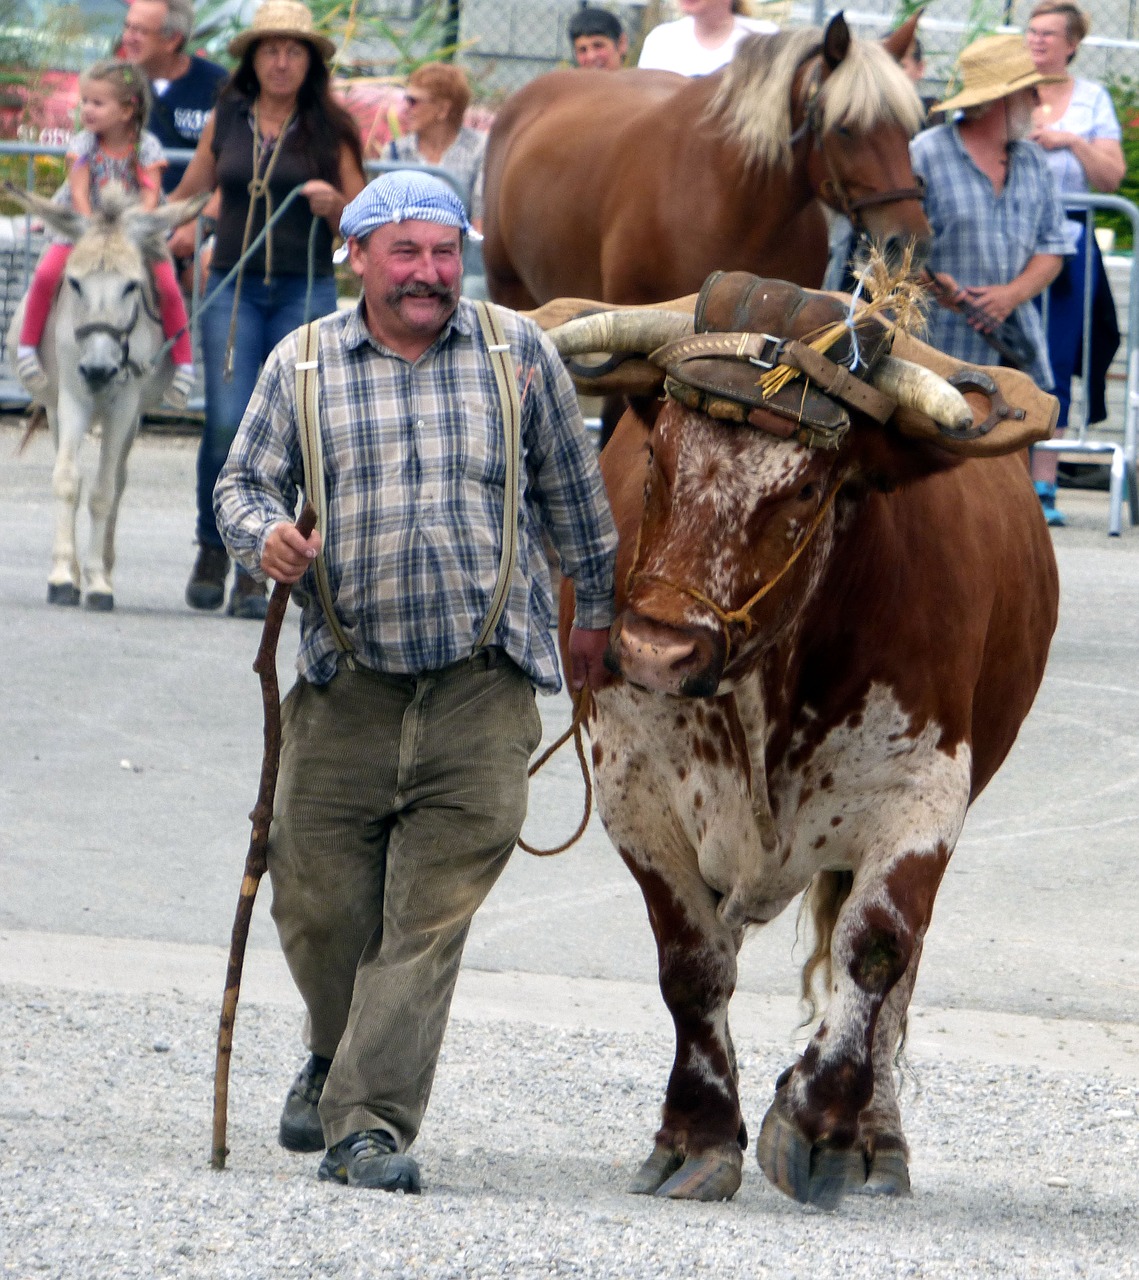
[
  {"x1": 215, "y1": 297, "x2": 617, "y2": 692},
  {"x1": 910, "y1": 123, "x2": 1071, "y2": 389}
]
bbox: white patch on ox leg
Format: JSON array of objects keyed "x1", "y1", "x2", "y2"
[{"x1": 776, "y1": 684, "x2": 973, "y2": 1113}]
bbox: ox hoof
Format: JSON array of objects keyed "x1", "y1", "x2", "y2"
[
  {"x1": 47, "y1": 583, "x2": 81, "y2": 607},
  {"x1": 859, "y1": 1147, "x2": 911, "y2": 1198},
  {"x1": 85, "y1": 592, "x2": 114, "y2": 612},
  {"x1": 629, "y1": 1143, "x2": 684, "y2": 1195},
  {"x1": 756, "y1": 1101, "x2": 863, "y2": 1210},
  {"x1": 655, "y1": 1145, "x2": 743, "y2": 1202}
]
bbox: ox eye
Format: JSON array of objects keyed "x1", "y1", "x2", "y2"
[
  {"x1": 68, "y1": 277, "x2": 82, "y2": 293},
  {"x1": 122, "y1": 281, "x2": 138, "y2": 296},
  {"x1": 797, "y1": 482, "x2": 817, "y2": 502}
]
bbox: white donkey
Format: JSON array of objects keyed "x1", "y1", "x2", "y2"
[{"x1": 6, "y1": 184, "x2": 206, "y2": 610}]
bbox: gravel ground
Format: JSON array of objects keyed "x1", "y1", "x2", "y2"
[{"x1": 4, "y1": 984, "x2": 1139, "y2": 1279}]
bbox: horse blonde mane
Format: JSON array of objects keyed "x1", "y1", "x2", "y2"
[{"x1": 708, "y1": 26, "x2": 925, "y2": 171}]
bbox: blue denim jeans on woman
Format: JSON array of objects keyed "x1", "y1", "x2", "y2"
[{"x1": 197, "y1": 270, "x2": 338, "y2": 547}]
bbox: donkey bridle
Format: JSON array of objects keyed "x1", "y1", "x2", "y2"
[{"x1": 73, "y1": 297, "x2": 148, "y2": 380}]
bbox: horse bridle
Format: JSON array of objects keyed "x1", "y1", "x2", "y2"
[
  {"x1": 73, "y1": 296, "x2": 149, "y2": 381},
  {"x1": 789, "y1": 59, "x2": 926, "y2": 231}
]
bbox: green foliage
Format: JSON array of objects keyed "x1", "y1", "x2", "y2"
[
  {"x1": 0, "y1": 151, "x2": 67, "y2": 215},
  {"x1": 191, "y1": 0, "x2": 474, "y2": 81},
  {"x1": 962, "y1": 0, "x2": 1003, "y2": 47},
  {"x1": 891, "y1": 0, "x2": 926, "y2": 30},
  {"x1": 1100, "y1": 76, "x2": 1139, "y2": 250},
  {"x1": 342, "y1": 0, "x2": 473, "y2": 78}
]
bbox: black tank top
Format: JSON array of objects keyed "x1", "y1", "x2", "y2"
[{"x1": 211, "y1": 95, "x2": 334, "y2": 277}]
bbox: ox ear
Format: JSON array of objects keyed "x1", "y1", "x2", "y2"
[
  {"x1": 123, "y1": 193, "x2": 211, "y2": 250},
  {"x1": 3, "y1": 181, "x2": 86, "y2": 245},
  {"x1": 882, "y1": 11, "x2": 922, "y2": 61},
  {"x1": 822, "y1": 12, "x2": 851, "y2": 69}
]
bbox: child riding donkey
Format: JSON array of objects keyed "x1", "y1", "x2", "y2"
[{"x1": 16, "y1": 59, "x2": 196, "y2": 409}]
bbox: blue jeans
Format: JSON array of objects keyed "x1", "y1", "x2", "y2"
[{"x1": 197, "y1": 271, "x2": 338, "y2": 547}]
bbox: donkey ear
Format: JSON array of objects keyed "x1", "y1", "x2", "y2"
[
  {"x1": 124, "y1": 192, "x2": 210, "y2": 247},
  {"x1": 3, "y1": 181, "x2": 86, "y2": 244},
  {"x1": 822, "y1": 12, "x2": 851, "y2": 69}
]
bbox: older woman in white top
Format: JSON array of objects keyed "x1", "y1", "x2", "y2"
[
  {"x1": 1025, "y1": 1, "x2": 1125, "y2": 524},
  {"x1": 638, "y1": 0, "x2": 776, "y2": 77}
]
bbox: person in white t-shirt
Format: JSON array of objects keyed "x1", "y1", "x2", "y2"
[{"x1": 637, "y1": 0, "x2": 777, "y2": 76}]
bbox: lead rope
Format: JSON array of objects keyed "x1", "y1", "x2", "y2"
[
  {"x1": 519, "y1": 686, "x2": 594, "y2": 857},
  {"x1": 630, "y1": 480, "x2": 841, "y2": 665},
  {"x1": 223, "y1": 104, "x2": 296, "y2": 380}
]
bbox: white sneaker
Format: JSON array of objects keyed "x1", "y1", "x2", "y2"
[{"x1": 163, "y1": 365, "x2": 195, "y2": 411}]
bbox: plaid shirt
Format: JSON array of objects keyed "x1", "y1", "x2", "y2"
[
  {"x1": 910, "y1": 124, "x2": 1071, "y2": 389},
  {"x1": 214, "y1": 298, "x2": 617, "y2": 692}
]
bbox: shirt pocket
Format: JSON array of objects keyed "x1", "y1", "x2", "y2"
[{"x1": 453, "y1": 393, "x2": 507, "y2": 490}]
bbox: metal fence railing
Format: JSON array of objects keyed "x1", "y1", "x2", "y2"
[
  {"x1": 1, "y1": 135, "x2": 1137, "y2": 535},
  {"x1": 1035, "y1": 192, "x2": 1139, "y2": 536},
  {"x1": 0, "y1": 141, "x2": 484, "y2": 412}
]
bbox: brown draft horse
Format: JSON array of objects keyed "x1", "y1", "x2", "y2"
[{"x1": 482, "y1": 13, "x2": 929, "y2": 310}]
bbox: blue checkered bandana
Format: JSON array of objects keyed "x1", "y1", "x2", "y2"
[{"x1": 339, "y1": 171, "x2": 473, "y2": 241}]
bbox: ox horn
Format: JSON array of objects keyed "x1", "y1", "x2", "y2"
[
  {"x1": 547, "y1": 309, "x2": 695, "y2": 358},
  {"x1": 870, "y1": 355, "x2": 974, "y2": 433}
]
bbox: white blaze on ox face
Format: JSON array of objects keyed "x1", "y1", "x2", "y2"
[{"x1": 646, "y1": 406, "x2": 820, "y2": 621}]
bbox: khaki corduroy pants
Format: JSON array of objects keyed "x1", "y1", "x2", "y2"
[{"x1": 267, "y1": 648, "x2": 542, "y2": 1150}]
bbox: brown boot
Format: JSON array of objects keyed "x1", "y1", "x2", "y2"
[
  {"x1": 185, "y1": 544, "x2": 229, "y2": 611},
  {"x1": 227, "y1": 567, "x2": 268, "y2": 619}
]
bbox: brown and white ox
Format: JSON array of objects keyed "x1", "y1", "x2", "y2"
[{"x1": 548, "y1": 279, "x2": 1059, "y2": 1208}]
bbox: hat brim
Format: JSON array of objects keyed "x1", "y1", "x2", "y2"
[
  {"x1": 228, "y1": 28, "x2": 336, "y2": 61},
  {"x1": 934, "y1": 67, "x2": 1065, "y2": 115}
]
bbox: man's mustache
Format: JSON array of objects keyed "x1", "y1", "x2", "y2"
[{"x1": 387, "y1": 280, "x2": 456, "y2": 303}]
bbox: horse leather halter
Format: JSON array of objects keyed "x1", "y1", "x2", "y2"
[{"x1": 789, "y1": 58, "x2": 926, "y2": 230}]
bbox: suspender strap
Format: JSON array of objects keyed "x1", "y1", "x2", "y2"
[
  {"x1": 292, "y1": 304, "x2": 522, "y2": 661},
  {"x1": 472, "y1": 300, "x2": 522, "y2": 650},
  {"x1": 294, "y1": 318, "x2": 355, "y2": 655}
]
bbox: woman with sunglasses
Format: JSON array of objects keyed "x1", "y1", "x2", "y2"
[{"x1": 387, "y1": 63, "x2": 485, "y2": 229}]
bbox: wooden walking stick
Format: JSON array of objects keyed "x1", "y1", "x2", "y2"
[{"x1": 211, "y1": 503, "x2": 317, "y2": 1171}]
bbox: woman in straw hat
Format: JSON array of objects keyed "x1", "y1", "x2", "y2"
[
  {"x1": 910, "y1": 33, "x2": 1072, "y2": 516},
  {"x1": 170, "y1": 0, "x2": 366, "y2": 618},
  {"x1": 1025, "y1": 1, "x2": 1124, "y2": 525}
]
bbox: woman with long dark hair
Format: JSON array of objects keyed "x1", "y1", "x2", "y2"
[{"x1": 170, "y1": 0, "x2": 366, "y2": 617}]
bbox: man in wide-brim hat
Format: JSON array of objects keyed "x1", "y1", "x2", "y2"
[{"x1": 910, "y1": 33, "x2": 1072, "y2": 407}]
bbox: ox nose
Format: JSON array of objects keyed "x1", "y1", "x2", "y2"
[
  {"x1": 614, "y1": 614, "x2": 723, "y2": 697},
  {"x1": 79, "y1": 362, "x2": 118, "y2": 391}
]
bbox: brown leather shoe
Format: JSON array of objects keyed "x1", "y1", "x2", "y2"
[
  {"x1": 227, "y1": 567, "x2": 268, "y2": 619},
  {"x1": 185, "y1": 545, "x2": 229, "y2": 611}
]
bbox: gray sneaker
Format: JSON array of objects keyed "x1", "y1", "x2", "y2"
[
  {"x1": 278, "y1": 1054, "x2": 330, "y2": 1153},
  {"x1": 318, "y1": 1129, "x2": 421, "y2": 1193}
]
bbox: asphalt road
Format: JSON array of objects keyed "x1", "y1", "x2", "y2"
[{"x1": 3, "y1": 419, "x2": 1139, "y2": 1277}]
